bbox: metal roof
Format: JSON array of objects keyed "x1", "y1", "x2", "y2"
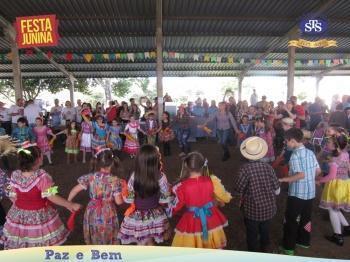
[{"x1": 0, "y1": 0, "x2": 349, "y2": 78}]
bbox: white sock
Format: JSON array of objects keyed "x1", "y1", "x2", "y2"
[
  {"x1": 46, "y1": 153, "x2": 52, "y2": 164},
  {"x1": 338, "y1": 211, "x2": 349, "y2": 227},
  {"x1": 329, "y1": 209, "x2": 342, "y2": 234}
]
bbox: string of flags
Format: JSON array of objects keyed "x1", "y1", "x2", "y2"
[{"x1": 0, "y1": 50, "x2": 349, "y2": 67}]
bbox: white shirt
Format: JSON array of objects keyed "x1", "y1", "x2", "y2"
[
  {"x1": 8, "y1": 105, "x2": 24, "y2": 124},
  {"x1": 75, "y1": 106, "x2": 82, "y2": 123},
  {"x1": 62, "y1": 107, "x2": 76, "y2": 121},
  {"x1": 250, "y1": 93, "x2": 258, "y2": 106},
  {"x1": 24, "y1": 104, "x2": 42, "y2": 125},
  {"x1": 0, "y1": 107, "x2": 11, "y2": 122}
]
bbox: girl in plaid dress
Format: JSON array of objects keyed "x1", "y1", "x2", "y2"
[
  {"x1": 68, "y1": 148, "x2": 126, "y2": 244},
  {"x1": 122, "y1": 116, "x2": 146, "y2": 158}
]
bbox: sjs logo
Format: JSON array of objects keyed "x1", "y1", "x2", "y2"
[{"x1": 300, "y1": 18, "x2": 328, "y2": 35}]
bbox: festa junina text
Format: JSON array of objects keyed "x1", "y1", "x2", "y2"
[{"x1": 15, "y1": 14, "x2": 59, "y2": 48}]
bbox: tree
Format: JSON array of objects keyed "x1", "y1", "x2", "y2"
[
  {"x1": 111, "y1": 78, "x2": 154, "y2": 100},
  {"x1": 111, "y1": 79, "x2": 133, "y2": 98},
  {"x1": 0, "y1": 78, "x2": 92, "y2": 102}
]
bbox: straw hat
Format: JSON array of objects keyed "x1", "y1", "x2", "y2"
[
  {"x1": 302, "y1": 129, "x2": 312, "y2": 139},
  {"x1": 282, "y1": 117, "x2": 294, "y2": 126},
  {"x1": 240, "y1": 136, "x2": 268, "y2": 161}
]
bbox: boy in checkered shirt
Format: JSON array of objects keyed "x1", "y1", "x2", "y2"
[
  {"x1": 279, "y1": 128, "x2": 321, "y2": 255},
  {"x1": 235, "y1": 137, "x2": 280, "y2": 252}
]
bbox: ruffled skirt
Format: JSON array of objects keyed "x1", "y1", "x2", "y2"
[{"x1": 320, "y1": 179, "x2": 350, "y2": 212}]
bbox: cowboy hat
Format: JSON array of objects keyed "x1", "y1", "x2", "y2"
[
  {"x1": 302, "y1": 129, "x2": 312, "y2": 139},
  {"x1": 282, "y1": 117, "x2": 294, "y2": 126},
  {"x1": 240, "y1": 136, "x2": 268, "y2": 161}
]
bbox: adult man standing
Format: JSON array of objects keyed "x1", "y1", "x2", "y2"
[
  {"x1": 24, "y1": 99, "x2": 42, "y2": 127},
  {"x1": 8, "y1": 98, "x2": 25, "y2": 130},
  {"x1": 250, "y1": 89, "x2": 258, "y2": 106},
  {"x1": 308, "y1": 97, "x2": 323, "y2": 131},
  {"x1": 50, "y1": 99, "x2": 62, "y2": 130},
  {"x1": 329, "y1": 104, "x2": 348, "y2": 129},
  {"x1": 0, "y1": 101, "x2": 11, "y2": 135}
]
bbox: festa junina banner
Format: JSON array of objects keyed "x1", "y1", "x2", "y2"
[
  {"x1": 0, "y1": 246, "x2": 348, "y2": 262},
  {"x1": 15, "y1": 14, "x2": 59, "y2": 48},
  {"x1": 288, "y1": 39, "x2": 337, "y2": 48}
]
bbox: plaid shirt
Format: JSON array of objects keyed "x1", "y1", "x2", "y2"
[
  {"x1": 288, "y1": 145, "x2": 320, "y2": 200},
  {"x1": 235, "y1": 161, "x2": 280, "y2": 221}
]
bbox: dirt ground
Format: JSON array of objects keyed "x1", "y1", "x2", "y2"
[{"x1": 2, "y1": 139, "x2": 350, "y2": 259}]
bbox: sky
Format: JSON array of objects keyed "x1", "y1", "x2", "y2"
[{"x1": 6, "y1": 75, "x2": 349, "y2": 109}]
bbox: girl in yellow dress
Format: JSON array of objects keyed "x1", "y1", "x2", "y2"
[{"x1": 317, "y1": 134, "x2": 350, "y2": 246}]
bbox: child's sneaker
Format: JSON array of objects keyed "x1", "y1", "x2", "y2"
[
  {"x1": 296, "y1": 243, "x2": 310, "y2": 249},
  {"x1": 279, "y1": 246, "x2": 295, "y2": 256}
]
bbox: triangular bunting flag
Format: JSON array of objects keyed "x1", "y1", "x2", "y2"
[
  {"x1": 325, "y1": 60, "x2": 331, "y2": 66},
  {"x1": 6, "y1": 52, "x2": 12, "y2": 61},
  {"x1": 144, "y1": 52, "x2": 150, "y2": 59},
  {"x1": 204, "y1": 54, "x2": 210, "y2": 62},
  {"x1": 109, "y1": 54, "x2": 114, "y2": 60},
  {"x1": 127, "y1": 53, "x2": 134, "y2": 61},
  {"x1": 115, "y1": 53, "x2": 121, "y2": 60},
  {"x1": 94, "y1": 53, "x2": 103, "y2": 61},
  {"x1": 84, "y1": 54, "x2": 93, "y2": 62},
  {"x1": 240, "y1": 58, "x2": 245, "y2": 64},
  {"x1": 319, "y1": 60, "x2": 325, "y2": 65},
  {"x1": 179, "y1": 53, "x2": 185, "y2": 59},
  {"x1": 228, "y1": 57, "x2": 234, "y2": 64},
  {"x1": 217, "y1": 56, "x2": 222, "y2": 63},
  {"x1": 210, "y1": 56, "x2": 217, "y2": 63},
  {"x1": 0, "y1": 54, "x2": 4, "y2": 61},
  {"x1": 193, "y1": 54, "x2": 199, "y2": 61},
  {"x1": 121, "y1": 53, "x2": 127, "y2": 60},
  {"x1": 25, "y1": 49, "x2": 34, "y2": 56},
  {"x1": 103, "y1": 54, "x2": 109, "y2": 60},
  {"x1": 66, "y1": 53, "x2": 73, "y2": 62},
  {"x1": 150, "y1": 51, "x2": 156, "y2": 58},
  {"x1": 163, "y1": 51, "x2": 169, "y2": 58},
  {"x1": 175, "y1": 52, "x2": 180, "y2": 59},
  {"x1": 46, "y1": 51, "x2": 53, "y2": 59}
]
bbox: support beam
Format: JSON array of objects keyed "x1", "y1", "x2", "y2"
[
  {"x1": 69, "y1": 76, "x2": 75, "y2": 107},
  {"x1": 6, "y1": 29, "x2": 22, "y2": 100},
  {"x1": 287, "y1": 37, "x2": 296, "y2": 100},
  {"x1": 156, "y1": 0, "x2": 163, "y2": 122},
  {"x1": 315, "y1": 76, "x2": 323, "y2": 97},
  {"x1": 238, "y1": 76, "x2": 243, "y2": 102}
]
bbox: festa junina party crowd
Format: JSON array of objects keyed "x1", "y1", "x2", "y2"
[{"x1": 0, "y1": 90, "x2": 349, "y2": 256}]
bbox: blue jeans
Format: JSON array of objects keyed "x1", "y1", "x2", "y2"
[
  {"x1": 177, "y1": 128, "x2": 191, "y2": 153},
  {"x1": 217, "y1": 129, "x2": 231, "y2": 156}
]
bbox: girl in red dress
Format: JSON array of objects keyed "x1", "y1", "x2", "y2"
[
  {"x1": 168, "y1": 152, "x2": 232, "y2": 249},
  {"x1": 3, "y1": 144, "x2": 81, "y2": 249}
]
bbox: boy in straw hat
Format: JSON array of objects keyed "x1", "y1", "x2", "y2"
[
  {"x1": 279, "y1": 128, "x2": 321, "y2": 255},
  {"x1": 234, "y1": 136, "x2": 280, "y2": 252}
]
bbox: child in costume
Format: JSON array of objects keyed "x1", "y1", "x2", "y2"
[
  {"x1": 11, "y1": 117, "x2": 35, "y2": 143},
  {"x1": 317, "y1": 134, "x2": 350, "y2": 246},
  {"x1": 238, "y1": 115, "x2": 254, "y2": 145},
  {"x1": 33, "y1": 117, "x2": 56, "y2": 165},
  {"x1": 83, "y1": 114, "x2": 109, "y2": 153},
  {"x1": 107, "y1": 119, "x2": 123, "y2": 153},
  {"x1": 68, "y1": 148, "x2": 125, "y2": 245},
  {"x1": 279, "y1": 128, "x2": 321, "y2": 256},
  {"x1": 144, "y1": 112, "x2": 158, "y2": 146},
  {"x1": 255, "y1": 116, "x2": 275, "y2": 163},
  {"x1": 3, "y1": 144, "x2": 80, "y2": 249},
  {"x1": 80, "y1": 114, "x2": 93, "y2": 163},
  {"x1": 56, "y1": 121, "x2": 80, "y2": 164},
  {"x1": 158, "y1": 112, "x2": 175, "y2": 156},
  {"x1": 0, "y1": 139, "x2": 16, "y2": 246},
  {"x1": 118, "y1": 145, "x2": 171, "y2": 245},
  {"x1": 168, "y1": 152, "x2": 232, "y2": 249},
  {"x1": 123, "y1": 116, "x2": 146, "y2": 158},
  {"x1": 235, "y1": 137, "x2": 280, "y2": 252}
]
